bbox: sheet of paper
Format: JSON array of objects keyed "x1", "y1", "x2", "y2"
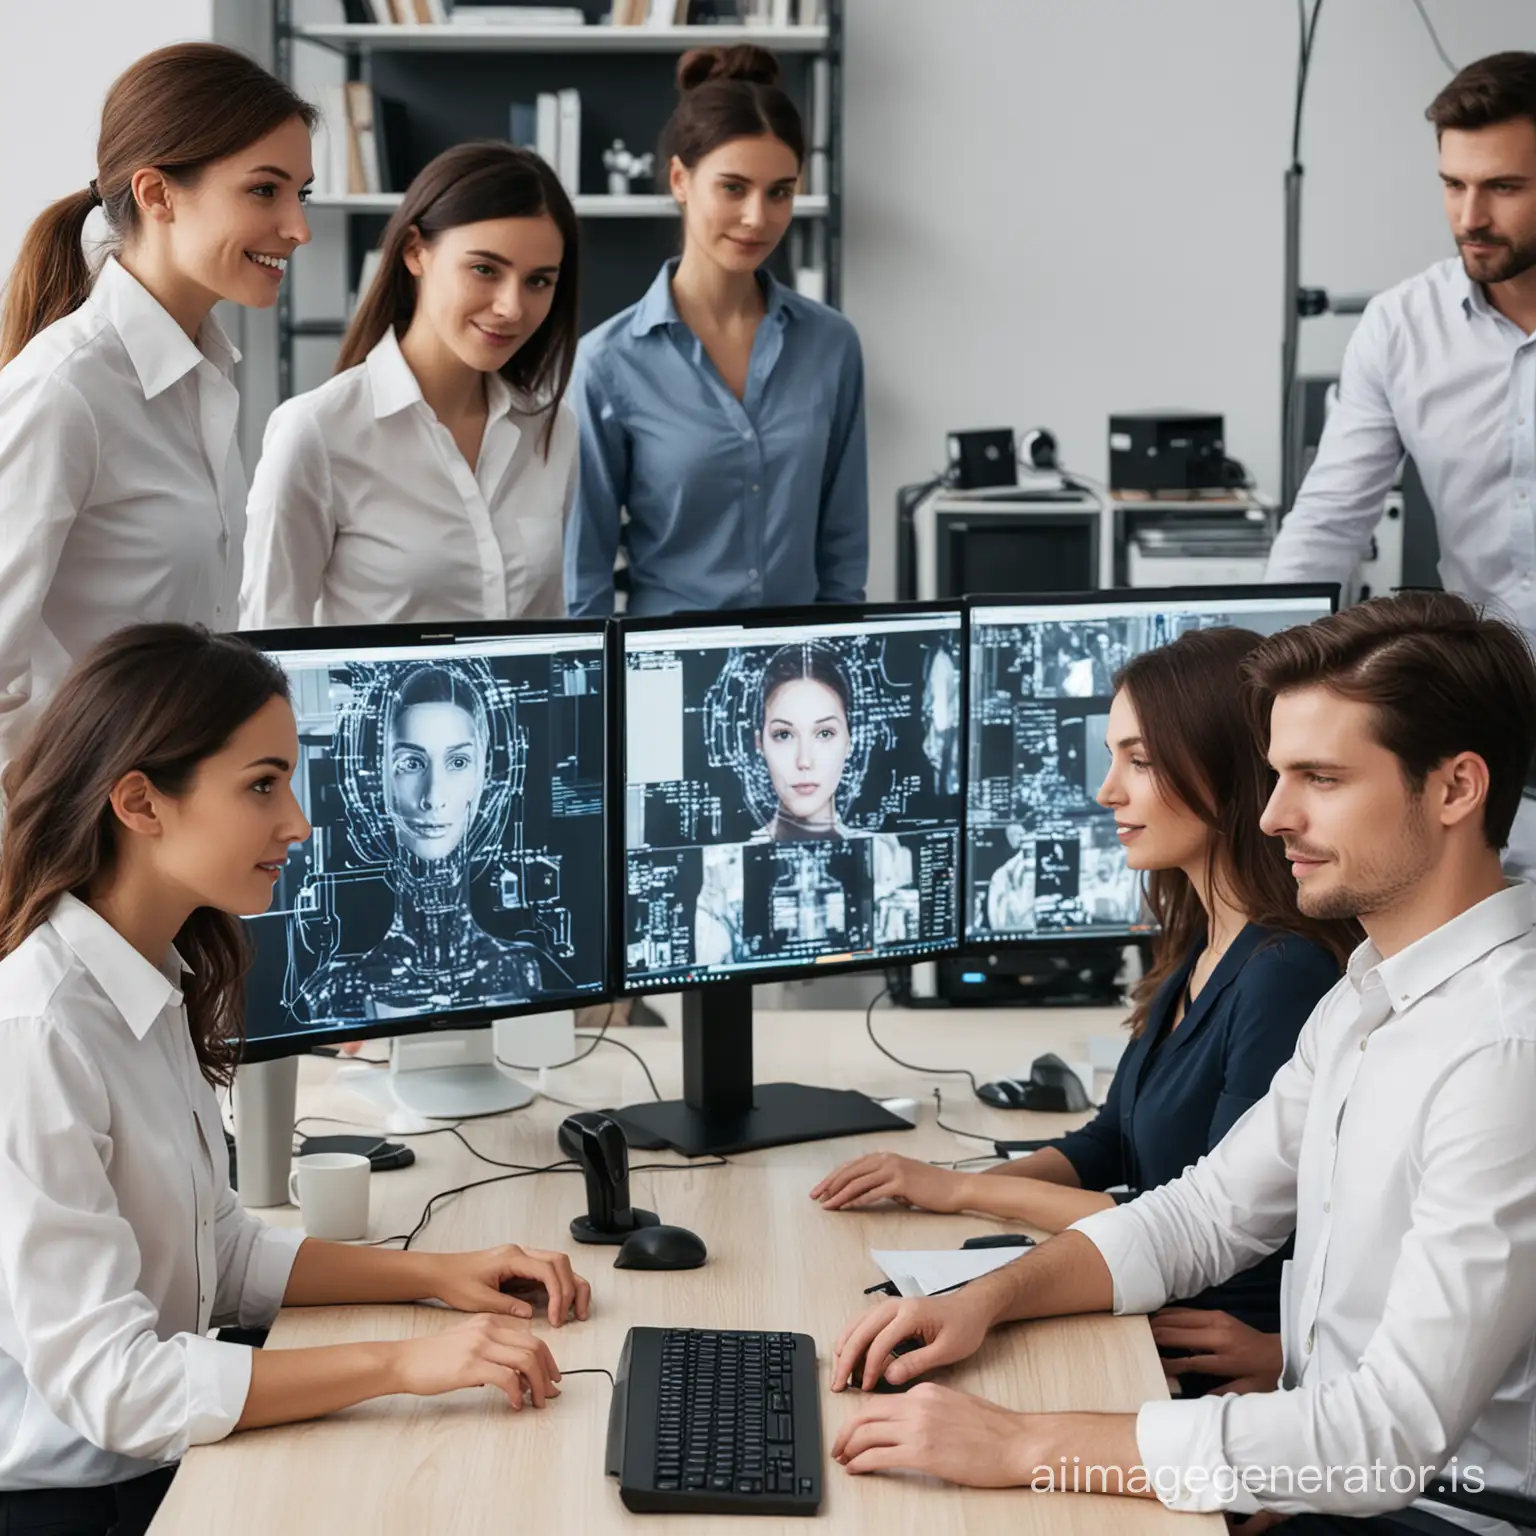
[{"x1": 868, "y1": 1246, "x2": 1027, "y2": 1298}]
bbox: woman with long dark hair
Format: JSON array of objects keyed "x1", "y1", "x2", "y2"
[
  {"x1": 242, "y1": 141, "x2": 580, "y2": 627},
  {"x1": 0, "y1": 44, "x2": 315, "y2": 766},
  {"x1": 812, "y1": 626, "x2": 1359, "y2": 1396},
  {"x1": 0, "y1": 626, "x2": 589, "y2": 1535},
  {"x1": 565, "y1": 44, "x2": 868, "y2": 617}
]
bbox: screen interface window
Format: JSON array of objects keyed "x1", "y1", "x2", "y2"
[
  {"x1": 623, "y1": 612, "x2": 964, "y2": 987},
  {"x1": 966, "y1": 593, "x2": 1333, "y2": 943},
  {"x1": 244, "y1": 632, "x2": 608, "y2": 1048}
]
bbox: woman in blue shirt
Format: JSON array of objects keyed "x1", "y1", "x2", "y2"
[
  {"x1": 811, "y1": 625, "x2": 1360, "y2": 1396},
  {"x1": 564, "y1": 43, "x2": 868, "y2": 617}
]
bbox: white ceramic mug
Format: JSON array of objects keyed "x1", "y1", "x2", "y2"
[{"x1": 288, "y1": 1151, "x2": 370, "y2": 1241}]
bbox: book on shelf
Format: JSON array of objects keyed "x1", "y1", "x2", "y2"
[
  {"x1": 350, "y1": 248, "x2": 385, "y2": 316},
  {"x1": 332, "y1": 84, "x2": 411, "y2": 196},
  {"x1": 807, "y1": 55, "x2": 830, "y2": 194},
  {"x1": 557, "y1": 88, "x2": 581, "y2": 195},
  {"x1": 609, "y1": 0, "x2": 648, "y2": 23},
  {"x1": 452, "y1": 5, "x2": 586, "y2": 22},
  {"x1": 509, "y1": 101, "x2": 538, "y2": 151},
  {"x1": 535, "y1": 92, "x2": 560, "y2": 170}
]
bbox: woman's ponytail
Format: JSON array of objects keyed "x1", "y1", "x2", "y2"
[{"x1": 0, "y1": 189, "x2": 98, "y2": 366}]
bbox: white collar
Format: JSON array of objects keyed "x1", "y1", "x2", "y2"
[
  {"x1": 364, "y1": 325, "x2": 517, "y2": 422},
  {"x1": 1346, "y1": 879, "x2": 1536, "y2": 1012},
  {"x1": 47, "y1": 892, "x2": 188, "y2": 1040},
  {"x1": 90, "y1": 256, "x2": 239, "y2": 400}
]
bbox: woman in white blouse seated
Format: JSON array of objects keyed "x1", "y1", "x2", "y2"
[
  {"x1": 0, "y1": 626, "x2": 591, "y2": 1536},
  {"x1": 241, "y1": 140, "x2": 580, "y2": 629},
  {"x1": 0, "y1": 43, "x2": 316, "y2": 767}
]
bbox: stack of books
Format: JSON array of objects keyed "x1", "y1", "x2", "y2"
[
  {"x1": 313, "y1": 85, "x2": 410, "y2": 197},
  {"x1": 509, "y1": 91, "x2": 582, "y2": 196}
]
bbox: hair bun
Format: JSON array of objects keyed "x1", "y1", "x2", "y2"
[{"x1": 675, "y1": 43, "x2": 780, "y2": 94}]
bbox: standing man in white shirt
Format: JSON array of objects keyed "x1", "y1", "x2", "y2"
[
  {"x1": 825, "y1": 592, "x2": 1536, "y2": 1536},
  {"x1": 1266, "y1": 51, "x2": 1536, "y2": 866},
  {"x1": 0, "y1": 44, "x2": 315, "y2": 767}
]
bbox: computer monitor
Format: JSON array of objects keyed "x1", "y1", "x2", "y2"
[
  {"x1": 611, "y1": 603, "x2": 965, "y2": 1154},
  {"x1": 964, "y1": 585, "x2": 1338, "y2": 947},
  {"x1": 237, "y1": 619, "x2": 611, "y2": 1120}
]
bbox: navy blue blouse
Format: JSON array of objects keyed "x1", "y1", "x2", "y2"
[{"x1": 1051, "y1": 924, "x2": 1342, "y2": 1332}]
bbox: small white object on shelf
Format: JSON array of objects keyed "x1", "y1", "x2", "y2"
[{"x1": 603, "y1": 139, "x2": 655, "y2": 197}]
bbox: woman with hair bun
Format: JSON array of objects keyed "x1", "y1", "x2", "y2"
[
  {"x1": 565, "y1": 43, "x2": 869, "y2": 619},
  {"x1": 0, "y1": 44, "x2": 315, "y2": 766}
]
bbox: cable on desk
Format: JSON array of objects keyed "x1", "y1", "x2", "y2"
[
  {"x1": 929, "y1": 1087, "x2": 999, "y2": 1144},
  {"x1": 496, "y1": 1005, "x2": 665, "y2": 1102},
  {"x1": 562, "y1": 1367, "x2": 616, "y2": 1387},
  {"x1": 369, "y1": 1152, "x2": 730, "y2": 1249},
  {"x1": 863, "y1": 987, "x2": 980, "y2": 1098}
]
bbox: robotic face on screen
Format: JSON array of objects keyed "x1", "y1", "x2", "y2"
[
  {"x1": 705, "y1": 639, "x2": 879, "y2": 841},
  {"x1": 337, "y1": 659, "x2": 519, "y2": 896},
  {"x1": 290, "y1": 659, "x2": 545, "y2": 1026}
]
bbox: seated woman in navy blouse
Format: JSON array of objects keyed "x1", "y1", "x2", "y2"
[
  {"x1": 564, "y1": 43, "x2": 867, "y2": 618},
  {"x1": 811, "y1": 625, "x2": 1359, "y2": 1396}
]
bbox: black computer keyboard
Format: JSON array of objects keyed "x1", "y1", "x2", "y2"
[{"x1": 606, "y1": 1326, "x2": 822, "y2": 1516}]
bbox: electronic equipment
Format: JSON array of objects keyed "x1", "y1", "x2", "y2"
[
  {"x1": 609, "y1": 603, "x2": 964, "y2": 1155},
  {"x1": 295, "y1": 1133, "x2": 415, "y2": 1172},
  {"x1": 844, "y1": 1335, "x2": 924, "y2": 1394},
  {"x1": 1117, "y1": 496, "x2": 1277, "y2": 589},
  {"x1": 897, "y1": 479, "x2": 1113, "y2": 602},
  {"x1": 614, "y1": 1225, "x2": 708, "y2": 1271},
  {"x1": 963, "y1": 586, "x2": 1339, "y2": 960},
  {"x1": 557, "y1": 1112, "x2": 660, "y2": 1244},
  {"x1": 237, "y1": 619, "x2": 611, "y2": 1122},
  {"x1": 977, "y1": 1053, "x2": 1091, "y2": 1112},
  {"x1": 607, "y1": 1327, "x2": 821, "y2": 1514},
  {"x1": 1109, "y1": 411, "x2": 1226, "y2": 494},
  {"x1": 946, "y1": 427, "x2": 1017, "y2": 488}
]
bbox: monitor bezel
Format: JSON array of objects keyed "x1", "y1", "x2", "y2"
[
  {"x1": 236, "y1": 615, "x2": 615, "y2": 1064},
  {"x1": 960, "y1": 582, "x2": 1341, "y2": 947},
  {"x1": 613, "y1": 600, "x2": 969, "y2": 996}
]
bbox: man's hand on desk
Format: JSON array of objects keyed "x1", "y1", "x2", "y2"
[
  {"x1": 830, "y1": 1291, "x2": 992, "y2": 1393},
  {"x1": 425, "y1": 1244, "x2": 592, "y2": 1328},
  {"x1": 392, "y1": 1315, "x2": 562, "y2": 1410},
  {"x1": 810, "y1": 1152, "x2": 969, "y2": 1213},
  {"x1": 832, "y1": 1385, "x2": 1152, "y2": 1497}
]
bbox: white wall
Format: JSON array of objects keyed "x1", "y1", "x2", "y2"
[
  {"x1": 0, "y1": 1, "x2": 216, "y2": 283},
  {"x1": 841, "y1": 0, "x2": 1536, "y2": 597}
]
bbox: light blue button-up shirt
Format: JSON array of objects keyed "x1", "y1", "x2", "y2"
[
  {"x1": 564, "y1": 259, "x2": 868, "y2": 617},
  {"x1": 1268, "y1": 256, "x2": 1536, "y2": 642}
]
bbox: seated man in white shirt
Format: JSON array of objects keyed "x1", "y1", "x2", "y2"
[
  {"x1": 826, "y1": 591, "x2": 1536, "y2": 1536},
  {"x1": 1265, "y1": 51, "x2": 1536, "y2": 868}
]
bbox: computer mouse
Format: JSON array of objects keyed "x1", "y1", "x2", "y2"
[
  {"x1": 613, "y1": 1223, "x2": 707, "y2": 1271},
  {"x1": 847, "y1": 1336, "x2": 925, "y2": 1393},
  {"x1": 977, "y1": 1054, "x2": 1090, "y2": 1113}
]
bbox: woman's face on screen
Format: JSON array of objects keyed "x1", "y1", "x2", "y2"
[
  {"x1": 757, "y1": 677, "x2": 851, "y2": 830},
  {"x1": 385, "y1": 701, "x2": 485, "y2": 861}
]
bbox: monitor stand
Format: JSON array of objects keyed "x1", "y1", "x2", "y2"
[
  {"x1": 337, "y1": 1029, "x2": 536, "y2": 1122},
  {"x1": 609, "y1": 980, "x2": 914, "y2": 1157}
]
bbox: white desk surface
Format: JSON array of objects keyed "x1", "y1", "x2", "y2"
[{"x1": 150, "y1": 1005, "x2": 1219, "y2": 1536}]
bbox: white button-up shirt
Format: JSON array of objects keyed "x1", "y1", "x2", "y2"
[
  {"x1": 0, "y1": 256, "x2": 245, "y2": 765},
  {"x1": 0, "y1": 895, "x2": 304, "y2": 1490},
  {"x1": 1267, "y1": 257, "x2": 1536, "y2": 644},
  {"x1": 240, "y1": 327, "x2": 576, "y2": 629},
  {"x1": 1072, "y1": 880, "x2": 1536, "y2": 1532}
]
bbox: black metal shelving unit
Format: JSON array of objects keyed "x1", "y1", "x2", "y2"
[{"x1": 273, "y1": 0, "x2": 844, "y2": 400}]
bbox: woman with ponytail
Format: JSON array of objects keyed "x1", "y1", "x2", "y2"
[
  {"x1": 0, "y1": 43, "x2": 314, "y2": 764},
  {"x1": 241, "y1": 141, "x2": 580, "y2": 627},
  {"x1": 565, "y1": 44, "x2": 869, "y2": 618}
]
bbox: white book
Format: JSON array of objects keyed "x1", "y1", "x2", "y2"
[
  {"x1": 771, "y1": 0, "x2": 790, "y2": 25},
  {"x1": 557, "y1": 88, "x2": 581, "y2": 195},
  {"x1": 365, "y1": 0, "x2": 394, "y2": 22},
  {"x1": 451, "y1": 5, "x2": 585, "y2": 21},
  {"x1": 810, "y1": 57, "x2": 831, "y2": 147},
  {"x1": 535, "y1": 92, "x2": 560, "y2": 174},
  {"x1": 319, "y1": 84, "x2": 350, "y2": 196}
]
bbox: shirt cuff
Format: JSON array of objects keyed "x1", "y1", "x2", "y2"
[
  {"x1": 181, "y1": 1334, "x2": 255, "y2": 1449},
  {"x1": 1068, "y1": 1206, "x2": 1169, "y2": 1315},
  {"x1": 1136, "y1": 1396, "x2": 1256, "y2": 1515},
  {"x1": 238, "y1": 1226, "x2": 306, "y2": 1328}
]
